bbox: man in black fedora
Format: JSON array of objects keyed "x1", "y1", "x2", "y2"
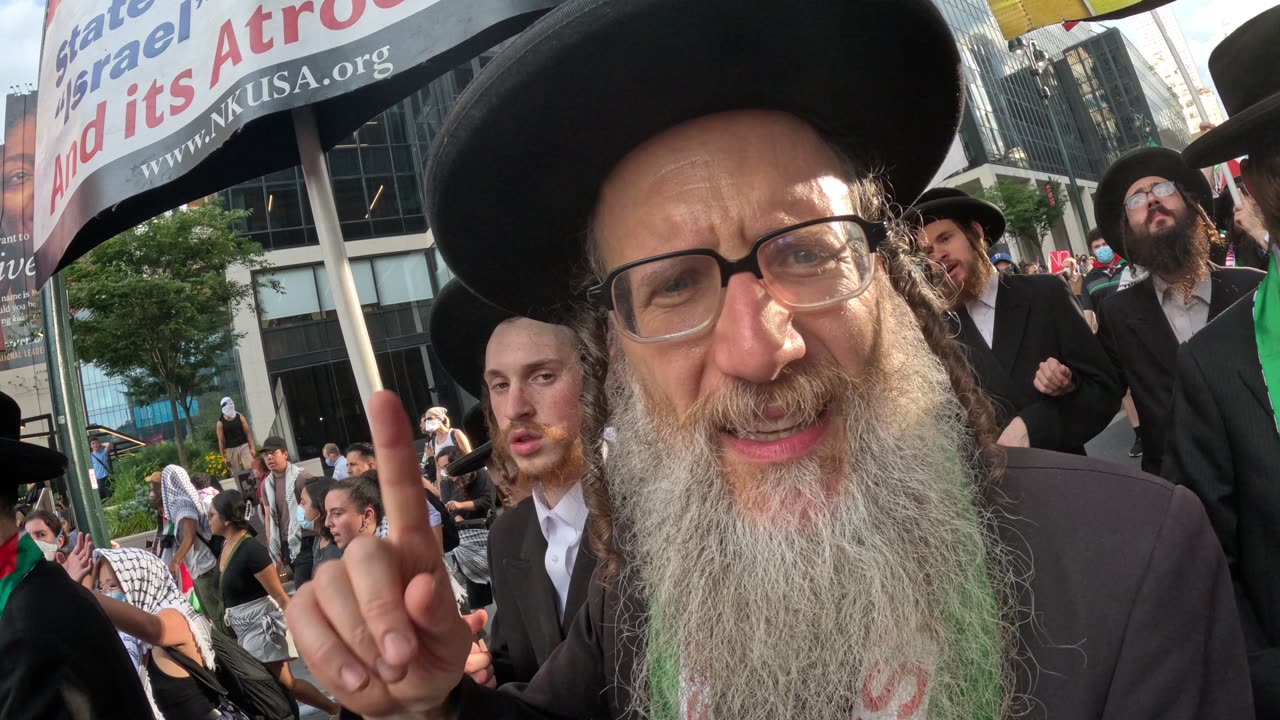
[
  {"x1": 912, "y1": 187, "x2": 1119, "y2": 454},
  {"x1": 1165, "y1": 6, "x2": 1280, "y2": 714},
  {"x1": 429, "y1": 279, "x2": 597, "y2": 689},
  {"x1": 286, "y1": 1, "x2": 1251, "y2": 717},
  {"x1": 1093, "y1": 145, "x2": 1263, "y2": 476},
  {"x1": 0, "y1": 392, "x2": 151, "y2": 718}
]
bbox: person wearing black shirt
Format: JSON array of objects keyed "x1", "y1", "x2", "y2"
[
  {"x1": 437, "y1": 446, "x2": 495, "y2": 525},
  {"x1": 210, "y1": 490, "x2": 339, "y2": 715},
  {"x1": 216, "y1": 397, "x2": 256, "y2": 477}
]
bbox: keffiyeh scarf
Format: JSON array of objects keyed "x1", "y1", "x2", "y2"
[{"x1": 96, "y1": 547, "x2": 216, "y2": 720}]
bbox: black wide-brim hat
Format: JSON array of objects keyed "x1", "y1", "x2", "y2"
[
  {"x1": 909, "y1": 187, "x2": 1006, "y2": 245},
  {"x1": 428, "y1": 279, "x2": 515, "y2": 399},
  {"x1": 426, "y1": 0, "x2": 964, "y2": 321},
  {"x1": 447, "y1": 404, "x2": 493, "y2": 477},
  {"x1": 1094, "y1": 147, "x2": 1213, "y2": 260},
  {"x1": 0, "y1": 393, "x2": 67, "y2": 484},
  {"x1": 1184, "y1": 5, "x2": 1280, "y2": 169}
]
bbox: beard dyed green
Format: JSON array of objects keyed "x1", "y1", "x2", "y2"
[{"x1": 604, "y1": 298, "x2": 1014, "y2": 720}]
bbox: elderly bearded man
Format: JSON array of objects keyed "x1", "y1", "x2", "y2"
[{"x1": 285, "y1": 1, "x2": 1251, "y2": 718}]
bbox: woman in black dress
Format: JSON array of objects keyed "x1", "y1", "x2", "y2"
[{"x1": 208, "y1": 490, "x2": 339, "y2": 716}]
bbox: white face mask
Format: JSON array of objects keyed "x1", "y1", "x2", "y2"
[
  {"x1": 424, "y1": 419, "x2": 440, "y2": 433},
  {"x1": 33, "y1": 538, "x2": 58, "y2": 562},
  {"x1": 222, "y1": 400, "x2": 236, "y2": 420}
]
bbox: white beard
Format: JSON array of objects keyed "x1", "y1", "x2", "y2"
[{"x1": 604, "y1": 305, "x2": 1013, "y2": 720}]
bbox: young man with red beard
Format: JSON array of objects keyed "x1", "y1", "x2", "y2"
[
  {"x1": 1094, "y1": 147, "x2": 1264, "y2": 476},
  {"x1": 911, "y1": 188, "x2": 1119, "y2": 454},
  {"x1": 1167, "y1": 7, "x2": 1280, "y2": 713},
  {"x1": 285, "y1": 1, "x2": 1251, "y2": 718},
  {"x1": 427, "y1": 280, "x2": 596, "y2": 688}
]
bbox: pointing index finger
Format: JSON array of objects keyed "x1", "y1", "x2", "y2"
[{"x1": 368, "y1": 391, "x2": 440, "y2": 567}]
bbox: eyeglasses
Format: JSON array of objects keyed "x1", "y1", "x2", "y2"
[
  {"x1": 587, "y1": 216, "x2": 885, "y2": 342},
  {"x1": 1123, "y1": 180, "x2": 1178, "y2": 211}
]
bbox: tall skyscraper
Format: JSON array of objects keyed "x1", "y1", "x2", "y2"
[{"x1": 1119, "y1": 8, "x2": 1227, "y2": 133}]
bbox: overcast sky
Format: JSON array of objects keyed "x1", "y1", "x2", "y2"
[{"x1": 0, "y1": 0, "x2": 1276, "y2": 130}]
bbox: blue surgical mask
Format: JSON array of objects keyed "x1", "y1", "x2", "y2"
[
  {"x1": 1094, "y1": 245, "x2": 1115, "y2": 264},
  {"x1": 107, "y1": 590, "x2": 127, "y2": 603},
  {"x1": 296, "y1": 504, "x2": 314, "y2": 531}
]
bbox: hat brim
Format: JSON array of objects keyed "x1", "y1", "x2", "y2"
[
  {"x1": 427, "y1": 0, "x2": 963, "y2": 321},
  {"x1": 446, "y1": 441, "x2": 493, "y2": 477},
  {"x1": 0, "y1": 439, "x2": 68, "y2": 484},
  {"x1": 1184, "y1": 91, "x2": 1280, "y2": 169},
  {"x1": 461, "y1": 403, "x2": 490, "y2": 447},
  {"x1": 428, "y1": 281, "x2": 515, "y2": 399},
  {"x1": 1094, "y1": 147, "x2": 1214, "y2": 260},
  {"x1": 912, "y1": 196, "x2": 1006, "y2": 245}
]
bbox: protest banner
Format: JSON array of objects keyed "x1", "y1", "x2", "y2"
[
  {"x1": 34, "y1": 0, "x2": 562, "y2": 285},
  {"x1": 35, "y1": 0, "x2": 562, "y2": 404},
  {"x1": 1048, "y1": 249, "x2": 1072, "y2": 274}
]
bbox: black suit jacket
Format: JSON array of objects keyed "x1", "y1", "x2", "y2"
[
  {"x1": 1096, "y1": 265, "x2": 1263, "y2": 475},
  {"x1": 1164, "y1": 295, "x2": 1280, "y2": 716},
  {"x1": 955, "y1": 274, "x2": 1120, "y2": 453},
  {"x1": 452, "y1": 449, "x2": 1251, "y2": 719},
  {"x1": 0, "y1": 559, "x2": 152, "y2": 719},
  {"x1": 488, "y1": 496, "x2": 597, "y2": 686}
]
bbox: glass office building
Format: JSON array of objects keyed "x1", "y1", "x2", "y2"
[
  {"x1": 935, "y1": 0, "x2": 1189, "y2": 182},
  {"x1": 226, "y1": 53, "x2": 500, "y2": 456},
  {"x1": 1058, "y1": 28, "x2": 1192, "y2": 171}
]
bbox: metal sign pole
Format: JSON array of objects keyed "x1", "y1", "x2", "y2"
[
  {"x1": 40, "y1": 273, "x2": 109, "y2": 546},
  {"x1": 293, "y1": 106, "x2": 384, "y2": 407}
]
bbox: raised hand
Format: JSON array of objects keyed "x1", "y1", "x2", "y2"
[
  {"x1": 286, "y1": 391, "x2": 474, "y2": 718},
  {"x1": 58, "y1": 532, "x2": 94, "y2": 585}
]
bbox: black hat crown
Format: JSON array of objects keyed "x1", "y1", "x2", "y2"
[
  {"x1": 1210, "y1": 6, "x2": 1280, "y2": 117},
  {"x1": 0, "y1": 393, "x2": 20, "y2": 441}
]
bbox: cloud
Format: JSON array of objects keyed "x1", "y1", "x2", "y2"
[{"x1": 0, "y1": 0, "x2": 44, "y2": 122}]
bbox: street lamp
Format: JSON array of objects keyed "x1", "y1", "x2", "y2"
[{"x1": 1008, "y1": 37, "x2": 1093, "y2": 245}]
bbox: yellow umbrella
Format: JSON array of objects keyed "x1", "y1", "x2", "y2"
[{"x1": 987, "y1": 0, "x2": 1177, "y2": 40}]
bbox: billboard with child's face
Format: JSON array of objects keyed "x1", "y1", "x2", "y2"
[{"x1": 0, "y1": 93, "x2": 46, "y2": 370}]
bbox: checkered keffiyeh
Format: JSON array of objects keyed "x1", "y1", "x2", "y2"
[
  {"x1": 161, "y1": 464, "x2": 208, "y2": 524},
  {"x1": 96, "y1": 547, "x2": 215, "y2": 669}
]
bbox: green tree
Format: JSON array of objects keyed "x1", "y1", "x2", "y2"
[
  {"x1": 67, "y1": 201, "x2": 269, "y2": 467},
  {"x1": 974, "y1": 179, "x2": 1066, "y2": 261}
]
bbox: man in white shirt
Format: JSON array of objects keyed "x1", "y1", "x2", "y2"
[
  {"x1": 322, "y1": 443, "x2": 350, "y2": 480},
  {"x1": 427, "y1": 279, "x2": 594, "y2": 687},
  {"x1": 913, "y1": 187, "x2": 1121, "y2": 454}
]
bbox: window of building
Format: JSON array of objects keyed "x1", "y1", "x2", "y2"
[
  {"x1": 257, "y1": 266, "x2": 323, "y2": 325},
  {"x1": 372, "y1": 253, "x2": 432, "y2": 306},
  {"x1": 314, "y1": 260, "x2": 379, "y2": 310}
]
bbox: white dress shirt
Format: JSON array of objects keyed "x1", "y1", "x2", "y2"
[
  {"x1": 1151, "y1": 272, "x2": 1212, "y2": 344},
  {"x1": 532, "y1": 480, "x2": 589, "y2": 619},
  {"x1": 964, "y1": 272, "x2": 1001, "y2": 348}
]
